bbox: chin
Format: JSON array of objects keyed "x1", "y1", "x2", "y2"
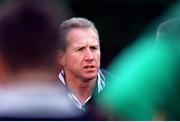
[{"x1": 84, "y1": 74, "x2": 98, "y2": 81}]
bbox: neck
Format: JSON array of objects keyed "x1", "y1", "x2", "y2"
[{"x1": 65, "y1": 73, "x2": 97, "y2": 105}]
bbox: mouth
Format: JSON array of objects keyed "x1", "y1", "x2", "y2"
[{"x1": 84, "y1": 65, "x2": 96, "y2": 70}]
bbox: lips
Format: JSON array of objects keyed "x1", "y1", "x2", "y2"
[
  {"x1": 84, "y1": 65, "x2": 94, "y2": 68},
  {"x1": 83, "y1": 65, "x2": 96, "y2": 70}
]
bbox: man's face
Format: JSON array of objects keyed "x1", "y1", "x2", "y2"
[{"x1": 62, "y1": 28, "x2": 100, "y2": 82}]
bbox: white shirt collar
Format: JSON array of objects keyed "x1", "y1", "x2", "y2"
[{"x1": 58, "y1": 69, "x2": 106, "y2": 109}]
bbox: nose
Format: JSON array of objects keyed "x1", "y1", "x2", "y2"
[{"x1": 84, "y1": 48, "x2": 94, "y2": 61}]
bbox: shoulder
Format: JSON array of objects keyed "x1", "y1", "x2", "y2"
[
  {"x1": 100, "y1": 68, "x2": 116, "y2": 78},
  {"x1": 100, "y1": 68, "x2": 110, "y2": 75},
  {"x1": 100, "y1": 68, "x2": 113, "y2": 77},
  {"x1": 99, "y1": 68, "x2": 117, "y2": 84}
]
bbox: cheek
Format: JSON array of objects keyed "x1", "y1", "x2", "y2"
[
  {"x1": 95, "y1": 52, "x2": 101, "y2": 64},
  {"x1": 65, "y1": 54, "x2": 81, "y2": 65}
]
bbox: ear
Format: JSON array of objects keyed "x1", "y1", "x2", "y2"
[{"x1": 58, "y1": 51, "x2": 66, "y2": 67}]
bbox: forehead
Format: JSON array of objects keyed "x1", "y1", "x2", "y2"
[{"x1": 66, "y1": 28, "x2": 99, "y2": 47}]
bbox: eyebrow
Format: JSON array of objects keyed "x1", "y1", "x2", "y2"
[
  {"x1": 73, "y1": 44, "x2": 99, "y2": 50},
  {"x1": 72, "y1": 46, "x2": 85, "y2": 51}
]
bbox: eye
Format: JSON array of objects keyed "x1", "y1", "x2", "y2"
[
  {"x1": 90, "y1": 46, "x2": 98, "y2": 50},
  {"x1": 76, "y1": 47, "x2": 84, "y2": 51}
]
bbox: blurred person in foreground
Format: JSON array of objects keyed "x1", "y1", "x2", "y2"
[
  {"x1": 97, "y1": 18, "x2": 180, "y2": 120},
  {"x1": 0, "y1": 0, "x2": 81, "y2": 120},
  {"x1": 58, "y1": 17, "x2": 115, "y2": 120}
]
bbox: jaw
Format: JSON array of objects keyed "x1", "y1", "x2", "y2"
[{"x1": 79, "y1": 71, "x2": 98, "y2": 82}]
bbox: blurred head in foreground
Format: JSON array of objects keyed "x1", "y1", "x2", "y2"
[
  {"x1": 0, "y1": 0, "x2": 81, "y2": 120},
  {"x1": 0, "y1": 0, "x2": 60, "y2": 80},
  {"x1": 156, "y1": 17, "x2": 180, "y2": 54}
]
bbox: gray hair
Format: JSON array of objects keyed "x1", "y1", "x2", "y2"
[{"x1": 58, "y1": 17, "x2": 99, "y2": 51}]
